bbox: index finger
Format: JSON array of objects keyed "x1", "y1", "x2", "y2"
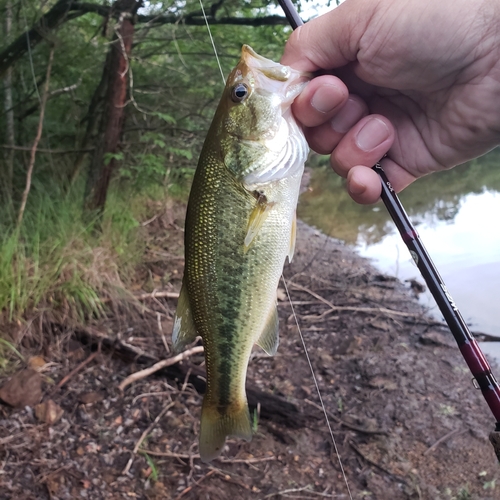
[{"x1": 280, "y1": 2, "x2": 371, "y2": 72}]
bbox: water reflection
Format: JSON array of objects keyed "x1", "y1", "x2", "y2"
[
  {"x1": 299, "y1": 149, "x2": 500, "y2": 245},
  {"x1": 298, "y1": 149, "x2": 500, "y2": 340}
]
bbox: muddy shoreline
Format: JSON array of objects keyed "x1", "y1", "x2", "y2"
[{"x1": 0, "y1": 211, "x2": 499, "y2": 499}]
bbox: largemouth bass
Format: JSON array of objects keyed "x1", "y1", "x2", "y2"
[{"x1": 172, "y1": 45, "x2": 310, "y2": 462}]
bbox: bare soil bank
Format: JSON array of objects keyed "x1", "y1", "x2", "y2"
[{"x1": 0, "y1": 207, "x2": 498, "y2": 500}]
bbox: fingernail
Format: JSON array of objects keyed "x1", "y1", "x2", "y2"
[
  {"x1": 330, "y1": 98, "x2": 364, "y2": 133},
  {"x1": 355, "y1": 118, "x2": 390, "y2": 151},
  {"x1": 311, "y1": 85, "x2": 343, "y2": 114}
]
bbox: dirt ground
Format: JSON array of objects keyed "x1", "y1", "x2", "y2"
[{"x1": 1, "y1": 204, "x2": 499, "y2": 500}]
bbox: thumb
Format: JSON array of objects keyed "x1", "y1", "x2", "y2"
[{"x1": 280, "y1": 1, "x2": 375, "y2": 72}]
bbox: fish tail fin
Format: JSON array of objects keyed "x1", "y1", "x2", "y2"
[{"x1": 199, "y1": 397, "x2": 252, "y2": 462}]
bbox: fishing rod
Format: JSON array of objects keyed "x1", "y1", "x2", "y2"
[{"x1": 276, "y1": 0, "x2": 500, "y2": 461}]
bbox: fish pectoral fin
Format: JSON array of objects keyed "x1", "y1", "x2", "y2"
[
  {"x1": 172, "y1": 282, "x2": 198, "y2": 353},
  {"x1": 199, "y1": 398, "x2": 252, "y2": 462},
  {"x1": 244, "y1": 195, "x2": 275, "y2": 251},
  {"x1": 256, "y1": 304, "x2": 279, "y2": 356},
  {"x1": 288, "y1": 211, "x2": 297, "y2": 263}
]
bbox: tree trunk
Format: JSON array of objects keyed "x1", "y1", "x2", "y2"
[
  {"x1": 2, "y1": 0, "x2": 15, "y2": 202},
  {"x1": 84, "y1": 2, "x2": 139, "y2": 214}
]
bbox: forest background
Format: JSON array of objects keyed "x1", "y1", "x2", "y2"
[{"x1": 0, "y1": 0, "x2": 310, "y2": 347}]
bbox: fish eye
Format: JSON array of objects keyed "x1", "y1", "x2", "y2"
[{"x1": 231, "y1": 83, "x2": 249, "y2": 103}]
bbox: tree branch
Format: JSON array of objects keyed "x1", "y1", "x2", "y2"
[
  {"x1": 0, "y1": 0, "x2": 288, "y2": 77},
  {"x1": 17, "y1": 47, "x2": 55, "y2": 228},
  {"x1": 138, "y1": 14, "x2": 289, "y2": 27}
]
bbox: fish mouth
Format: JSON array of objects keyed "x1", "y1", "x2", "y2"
[{"x1": 240, "y1": 45, "x2": 311, "y2": 104}]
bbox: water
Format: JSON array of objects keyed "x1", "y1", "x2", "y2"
[
  {"x1": 360, "y1": 190, "x2": 500, "y2": 335},
  {"x1": 298, "y1": 150, "x2": 500, "y2": 347}
]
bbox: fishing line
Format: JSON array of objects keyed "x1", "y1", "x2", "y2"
[
  {"x1": 198, "y1": 0, "x2": 226, "y2": 85},
  {"x1": 282, "y1": 276, "x2": 354, "y2": 500}
]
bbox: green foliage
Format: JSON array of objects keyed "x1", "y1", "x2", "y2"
[
  {"x1": 144, "y1": 454, "x2": 159, "y2": 482},
  {"x1": 0, "y1": 338, "x2": 24, "y2": 371},
  {"x1": 0, "y1": 0, "x2": 318, "y2": 332}
]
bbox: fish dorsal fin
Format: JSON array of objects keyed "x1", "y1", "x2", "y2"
[
  {"x1": 256, "y1": 304, "x2": 279, "y2": 356},
  {"x1": 172, "y1": 282, "x2": 198, "y2": 353},
  {"x1": 244, "y1": 192, "x2": 275, "y2": 251},
  {"x1": 288, "y1": 212, "x2": 297, "y2": 263}
]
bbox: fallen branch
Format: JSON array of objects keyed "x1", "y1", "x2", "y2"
[
  {"x1": 76, "y1": 325, "x2": 309, "y2": 429},
  {"x1": 75, "y1": 326, "x2": 155, "y2": 364},
  {"x1": 118, "y1": 346, "x2": 204, "y2": 391}
]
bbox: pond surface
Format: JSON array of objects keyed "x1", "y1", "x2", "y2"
[{"x1": 298, "y1": 150, "x2": 500, "y2": 351}]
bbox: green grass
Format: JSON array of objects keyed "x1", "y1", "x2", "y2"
[{"x1": 0, "y1": 182, "x2": 150, "y2": 330}]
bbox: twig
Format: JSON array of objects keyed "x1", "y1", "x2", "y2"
[
  {"x1": 0, "y1": 145, "x2": 94, "y2": 154},
  {"x1": 16, "y1": 46, "x2": 54, "y2": 228},
  {"x1": 174, "y1": 470, "x2": 216, "y2": 500},
  {"x1": 132, "y1": 390, "x2": 174, "y2": 404},
  {"x1": 118, "y1": 346, "x2": 204, "y2": 391},
  {"x1": 138, "y1": 448, "x2": 276, "y2": 465},
  {"x1": 134, "y1": 290, "x2": 180, "y2": 300},
  {"x1": 349, "y1": 440, "x2": 408, "y2": 484},
  {"x1": 122, "y1": 401, "x2": 175, "y2": 475},
  {"x1": 0, "y1": 434, "x2": 22, "y2": 445},
  {"x1": 209, "y1": 466, "x2": 251, "y2": 490},
  {"x1": 300, "y1": 309, "x2": 339, "y2": 322},
  {"x1": 98, "y1": 289, "x2": 179, "y2": 303},
  {"x1": 217, "y1": 456, "x2": 277, "y2": 464},
  {"x1": 289, "y1": 282, "x2": 422, "y2": 318},
  {"x1": 139, "y1": 450, "x2": 198, "y2": 460},
  {"x1": 141, "y1": 213, "x2": 160, "y2": 227},
  {"x1": 262, "y1": 486, "x2": 334, "y2": 498},
  {"x1": 424, "y1": 428, "x2": 465, "y2": 455},
  {"x1": 56, "y1": 344, "x2": 101, "y2": 390},
  {"x1": 157, "y1": 312, "x2": 170, "y2": 355}
]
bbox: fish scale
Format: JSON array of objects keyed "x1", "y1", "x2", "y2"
[{"x1": 172, "y1": 45, "x2": 310, "y2": 461}]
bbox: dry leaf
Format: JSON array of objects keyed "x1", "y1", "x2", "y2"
[
  {"x1": 28, "y1": 356, "x2": 46, "y2": 370},
  {"x1": 78, "y1": 390, "x2": 106, "y2": 405},
  {"x1": 0, "y1": 368, "x2": 42, "y2": 408},
  {"x1": 35, "y1": 399, "x2": 64, "y2": 424}
]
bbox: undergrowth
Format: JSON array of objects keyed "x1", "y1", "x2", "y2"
[{"x1": 0, "y1": 180, "x2": 167, "y2": 347}]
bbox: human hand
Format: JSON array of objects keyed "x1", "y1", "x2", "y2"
[{"x1": 281, "y1": 0, "x2": 500, "y2": 203}]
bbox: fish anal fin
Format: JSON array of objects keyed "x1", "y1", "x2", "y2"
[
  {"x1": 288, "y1": 211, "x2": 297, "y2": 263},
  {"x1": 244, "y1": 192, "x2": 275, "y2": 251},
  {"x1": 199, "y1": 398, "x2": 252, "y2": 462},
  {"x1": 256, "y1": 304, "x2": 279, "y2": 356},
  {"x1": 172, "y1": 282, "x2": 197, "y2": 353}
]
